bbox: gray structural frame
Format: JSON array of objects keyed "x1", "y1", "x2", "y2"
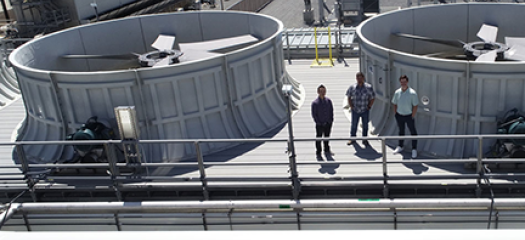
[
  {"x1": 4, "y1": 198, "x2": 525, "y2": 230},
  {"x1": 1, "y1": 231, "x2": 525, "y2": 239},
  {"x1": 357, "y1": 3, "x2": 525, "y2": 158},
  {"x1": 9, "y1": 11, "x2": 302, "y2": 164}
]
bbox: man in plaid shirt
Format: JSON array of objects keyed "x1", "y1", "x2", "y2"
[{"x1": 346, "y1": 72, "x2": 375, "y2": 145}]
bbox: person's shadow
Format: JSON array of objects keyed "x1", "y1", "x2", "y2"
[
  {"x1": 352, "y1": 142, "x2": 382, "y2": 161},
  {"x1": 317, "y1": 152, "x2": 340, "y2": 175},
  {"x1": 400, "y1": 150, "x2": 429, "y2": 175}
]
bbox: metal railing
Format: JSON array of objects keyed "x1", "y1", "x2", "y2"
[
  {"x1": 282, "y1": 27, "x2": 359, "y2": 62},
  {"x1": 3, "y1": 198, "x2": 525, "y2": 230},
  {"x1": 1, "y1": 133, "x2": 525, "y2": 201}
]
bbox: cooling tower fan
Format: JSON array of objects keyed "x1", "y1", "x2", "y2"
[
  {"x1": 62, "y1": 34, "x2": 258, "y2": 68},
  {"x1": 394, "y1": 24, "x2": 525, "y2": 62}
]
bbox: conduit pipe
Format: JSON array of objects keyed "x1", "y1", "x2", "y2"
[{"x1": 7, "y1": 199, "x2": 525, "y2": 214}]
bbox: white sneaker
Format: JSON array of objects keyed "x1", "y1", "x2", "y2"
[
  {"x1": 412, "y1": 149, "x2": 417, "y2": 158},
  {"x1": 393, "y1": 146, "x2": 403, "y2": 154}
]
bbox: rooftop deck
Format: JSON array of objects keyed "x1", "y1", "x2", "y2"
[{"x1": 0, "y1": 59, "x2": 523, "y2": 202}]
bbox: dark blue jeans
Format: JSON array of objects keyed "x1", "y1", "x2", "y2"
[
  {"x1": 395, "y1": 113, "x2": 418, "y2": 149},
  {"x1": 316, "y1": 122, "x2": 332, "y2": 153},
  {"x1": 351, "y1": 110, "x2": 369, "y2": 137}
]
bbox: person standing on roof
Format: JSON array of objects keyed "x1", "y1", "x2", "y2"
[
  {"x1": 346, "y1": 72, "x2": 375, "y2": 146},
  {"x1": 391, "y1": 75, "x2": 419, "y2": 158},
  {"x1": 311, "y1": 84, "x2": 334, "y2": 156}
]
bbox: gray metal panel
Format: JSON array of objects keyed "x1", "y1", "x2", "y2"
[
  {"x1": 412, "y1": 4, "x2": 468, "y2": 55},
  {"x1": 13, "y1": 30, "x2": 88, "y2": 72},
  {"x1": 367, "y1": 8, "x2": 414, "y2": 54},
  {"x1": 77, "y1": 18, "x2": 147, "y2": 71},
  {"x1": 466, "y1": 4, "x2": 525, "y2": 43},
  {"x1": 139, "y1": 12, "x2": 204, "y2": 49}
]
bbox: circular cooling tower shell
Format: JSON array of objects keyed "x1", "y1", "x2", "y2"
[
  {"x1": 357, "y1": 3, "x2": 525, "y2": 158},
  {"x1": 9, "y1": 11, "x2": 300, "y2": 164}
]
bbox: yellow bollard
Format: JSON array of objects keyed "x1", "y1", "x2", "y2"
[
  {"x1": 314, "y1": 27, "x2": 319, "y2": 64},
  {"x1": 328, "y1": 27, "x2": 333, "y2": 65},
  {"x1": 311, "y1": 27, "x2": 334, "y2": 67}
]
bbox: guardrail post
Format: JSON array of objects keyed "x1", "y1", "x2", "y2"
[
  {"x1": 114, "y1": 213, "x2": 121, "y2": 231},
  {"x1": 104, "y1": 143, "x2": 122, "y2": 201},
  {"x1": 476, "y1": 136, "x2": 483, "y2": 197},
  {"x1": 195, "y1": 141, "x2": 209, "y2": 200},
  {"x1": 328, "y1": 27, "x2": 333, "y2": 65},
  {"x1": 22, "y1": 212, "x2": 31, "y2": 231},
  {"x1": 122, "y1": 140, "x2": 142, "y2": 174},
  {"x1": 284, "y1": 92, "x2": 300, "y2": 200},
  {"x1": 381, "y1": 138, "x2": 389, "y2": 198},
  {"x1": 336, "y1": 26, "x2": 342, "y2": 61},
  {"x1": 16, "y1": 144, "x2": 37, "y2": 202},
  {"x1": 314, "y1": 27, "x2": 319, "y2": 64}
]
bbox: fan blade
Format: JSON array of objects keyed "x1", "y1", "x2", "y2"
[
  {"x1": 475, "y1": 50, "x2": 497, "y2": 62},
  {"x1": 505, "y1": 37, "x2": 525, "y2": 48},
  {"x1": 152, "y1": 57, "x2": 171, "y2": 68},
  {"x1": 179, "y1": 35, "x2": 258, "y2": 52},
  {"x1": 505, "y1": 44, "x2": 525, "y2": 61},
  {"x1": 424, "y1": 49, "x2": 465, "y2": 57},
  {"x1": 477, "y1": 24, "x2": 498, "y2": 43},
  {"x1": 424, "y1": 50, "x2": 468, "y2": 60},
  {"x1": 61, "y1": 53, "x2": 137, "y2": 60},
  {"x1": 393, "y1": 33, "x2": 464, "y2": 48},
  {"x1": 178, "y1": 49, "x2": 222, "y2": 62},
  {"x1": 152, "y1": 34, "x2": 176, "y2": 51}
]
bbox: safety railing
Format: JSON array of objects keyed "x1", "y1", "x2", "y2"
[
  {"x1": 4, "y1": 199, "x2": 525, "y2": 231},
  {"x1": 1, "y1": 134, "x2": 525, "y2": 201},
  {"x1": 407, "y1": 0, "x2": 524, "y2": 7},
  {"x1": 282, "y1": 27, "x2": 359, "y2": 62}
]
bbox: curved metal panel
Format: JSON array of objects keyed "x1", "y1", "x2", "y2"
[
  {"x1": 357, "y1": 3, "x2": 525, "y2": 158},
  {"x1": 9, "y1": 11, "x2": 299, "y2": 164}
]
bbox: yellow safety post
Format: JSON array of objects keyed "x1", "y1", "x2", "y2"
[
  {"x1": 314, "y1": 27, "x2": 319, "y2": 64},
  {"x1": 328, "y1": 27, "x2": 333, "y2": 65},
  {"x1": 311, "y1": 27, "x2": 334, "y2": 67}
]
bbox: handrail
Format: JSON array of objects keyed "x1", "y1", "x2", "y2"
[
  {"x1": 8, "y1": 198, "x2": 525, "y2": 212},
  {"x1": 2, "y1": 133, "x2": 525, "y2": 145},
  {"x1": 4, "y1": 199, "x2": 525, "y2": 231},
  {"x1": 1, "y1": 133, "x2": 524, "y2": 201}
]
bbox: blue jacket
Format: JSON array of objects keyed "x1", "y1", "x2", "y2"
[{"x1": 311, "y1": 97, "x2": 334, "y2": 125}]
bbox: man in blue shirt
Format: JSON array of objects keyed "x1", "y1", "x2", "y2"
[
  {"x1": 346, "y1": 72, "x2": 375, "y2": 145},
  {"x1": 391, "y1": 75, "x2": 419, "y2": 158},
  {"x1": 311, "y1": 84, "x2": 334, "y2": 156}
]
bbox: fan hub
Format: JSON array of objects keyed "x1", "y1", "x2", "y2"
[
  {"x1": 138, "y1": 49, "x2": 183, "y2": 67},
  {"x1": 463, "y1": 41, "x2": 508, "y2": 60}
]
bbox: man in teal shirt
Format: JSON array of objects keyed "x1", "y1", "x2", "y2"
[{"x1": 391, "y1": 75, "x2": 419, "y2": 158}]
